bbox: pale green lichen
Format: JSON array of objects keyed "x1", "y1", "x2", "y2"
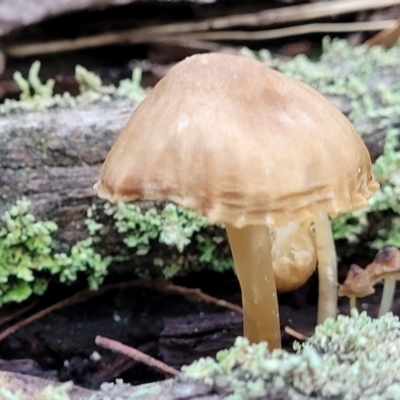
[
  {"x1": 0, "y1": 199, "x2": 111, "y2": 305},
  {"x1": 102, "y1": 202, "x2": 232, "y2": 278},
  {"x1": 0, "y1": 382, "x2": 72, "y2": 400},
  {"x1": 183, "y1": 311, "x2": 400, "y2": 399},
  {"x1": 0, "y1": 63, "x2": 146, "y2": 113},
  {"x1": 105, "y1": 202, "x2": 207, "y2": 253}
]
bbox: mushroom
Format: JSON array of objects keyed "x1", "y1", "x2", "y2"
[
  {"x1": 271, "y1": 220, "x2": 317, "y2": 293},
  {"x1": 366, "y1": 247, "x2": 400, "y2": 317},
  {"x1": 94, "y1": 53, "x2": 378, "y2": 349},
  {"x1": 338, "y1": 264, "x2": 375, "y2": 311}
]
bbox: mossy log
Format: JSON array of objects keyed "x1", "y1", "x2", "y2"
[
  {"x1": 0, "y1": 98, "x2": 136, "y2": 247},
  {"x1": 0, "y1": 93, "x2": 385, "y2": 250}
]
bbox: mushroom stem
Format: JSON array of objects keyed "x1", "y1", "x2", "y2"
[
  {"x1": 349, "y1": 296, "x2": 357, "y2": 311},
  {"x1": 314, "y1": 213, "x2": 338, "y2": 324},
  {"x1": 378, "y1": 277, "x2": 396, "y2": 317},
  {"x1": 225, "y1": 224, "x2": 281, "y2": 350}
]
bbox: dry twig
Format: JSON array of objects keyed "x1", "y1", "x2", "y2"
[
  {"x1": 122, "y1": 0, "x2": 400, "y2": 35},
  {"x1": 7, "y1": 0, "x2": 400, "y2": 57},
  {"x1": 0, "y1": 301, "x2": 38, "y2": 328},
  {"x1": 181, "y1": 20, "x2": 398, "y2": 42},
  {"x1": 135, "y1": 277, "x2": 243, "y2": 314},
  {"x1": 7, "y1": 20, "x2": 397, "y2": 57},
  {"x1": 95, "y1": 335, "x2": 179, "y2": 376},
  {"x1": 284, "y1": 326, "x2": 310, "y2": 341},
  {"x1": 0, "y1": 277, "x2": 241, "y2": 342},
  {"x1": 6, "y1": 35, "x2": 229, "y2": 57}
]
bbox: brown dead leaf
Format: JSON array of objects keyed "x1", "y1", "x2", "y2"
[{"x1": 365, "y1": 18, "x2": 400, "y2": 47}]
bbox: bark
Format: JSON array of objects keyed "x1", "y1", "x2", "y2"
[{"x1": 0, "y1": 98, "x2": 136, "y2": 246}]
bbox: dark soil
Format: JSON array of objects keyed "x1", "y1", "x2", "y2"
[{"x1": 0, "y1": 263, "x2": 397, "y2": 390}]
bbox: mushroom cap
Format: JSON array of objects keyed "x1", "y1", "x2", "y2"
[
  {"x1": 366, "y1": 247, "x2": 400, "y2": 282},
  {"x1": 95, "y1": 52, "x2": 378, "y2": 228},
  {"x1": 338, "y1": 264, "x2": 375, "y2": 298}
]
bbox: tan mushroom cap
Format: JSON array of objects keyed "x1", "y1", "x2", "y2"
[
  {"x1": 94, "y1": 52, "x2": 378, "y2": 228},
  {"x1": 338, "y1": 264, "x2": 375, "y2": 298},
  {"x1": 366, "y1": 247, "x2": 400, "y2": 282}
]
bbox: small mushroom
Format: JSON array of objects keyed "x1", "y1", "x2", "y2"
[
  {"x1": 366, "y1": 247, "x2": 400, "y2": 317},
  {"x1": 94, "y1": 53, "x2": 378, "y2": 348},
  {"x1": 338, "y1": 264, "x2": 375, "y2": 311}
]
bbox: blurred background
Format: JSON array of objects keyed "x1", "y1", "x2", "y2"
[{"x1": 1, "y1": 0, "x2": 400, "y2": 99}]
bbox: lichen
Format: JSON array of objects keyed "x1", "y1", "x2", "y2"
[
  {"x1": 183, "y1": 311, "x2": 400, "y2": 399},
  {"x1": 0, "y1": 382, "x2": 72, "y2": 400},
  {"x1": 0, "y1": 63, "x2": 147, "y2": 114},
  {"x1": 0, "y1": 199, "x2": 111, "y2": 305},
  {"x1": 102, "y1": 202, "x2": 232, "y2": 278}
]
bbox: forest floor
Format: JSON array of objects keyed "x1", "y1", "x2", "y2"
[{"x1": 0, "y1": 261, "x2": 396, "y2": 389}]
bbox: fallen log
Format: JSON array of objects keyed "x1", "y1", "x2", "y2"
[
  {"x1": 0, "y1": 92, "x2": 385, "y2": 248},
  {"x1": 0, "y1": 98, "x2": 135, "y2": 246}
]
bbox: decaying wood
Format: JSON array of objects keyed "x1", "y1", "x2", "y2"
[
  {"x1": 166, "y1": 20, "x2": 397, "y2": 42},
  {"x1": 6, "y1": 19, "x2": 398, "y2": 58},
  {"x1": 6, "y1": 31, "x2": 231, "y2": 58},
  {"x1": 0, "y1": 0, "x2": 214, "y2": 38},
  {"x1": 132, "y1": 0, "x2": 400, "y2": 35},
  {"x1": 0, "y1": 0, "x2": 134, "y2": 37},
  {"x1": 3, "y1": 0, "x2": 399, "y2": 42},
  {"x1": 6, "y1": 0, "x2": 400, "y2": 58},
  {"x1": 0, "y1": 91, "x2": 385, "y2": 249},
  {"x1": 0, "y1": 98, "x2": 135, "y2": 245}
]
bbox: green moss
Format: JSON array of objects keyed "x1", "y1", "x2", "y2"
[
  {"x1": 0, "y1": 199, "x2": 111, "y2": 305},
  {"x1": 183, "y1": 311, "x2": 400, "y2": 399}
]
